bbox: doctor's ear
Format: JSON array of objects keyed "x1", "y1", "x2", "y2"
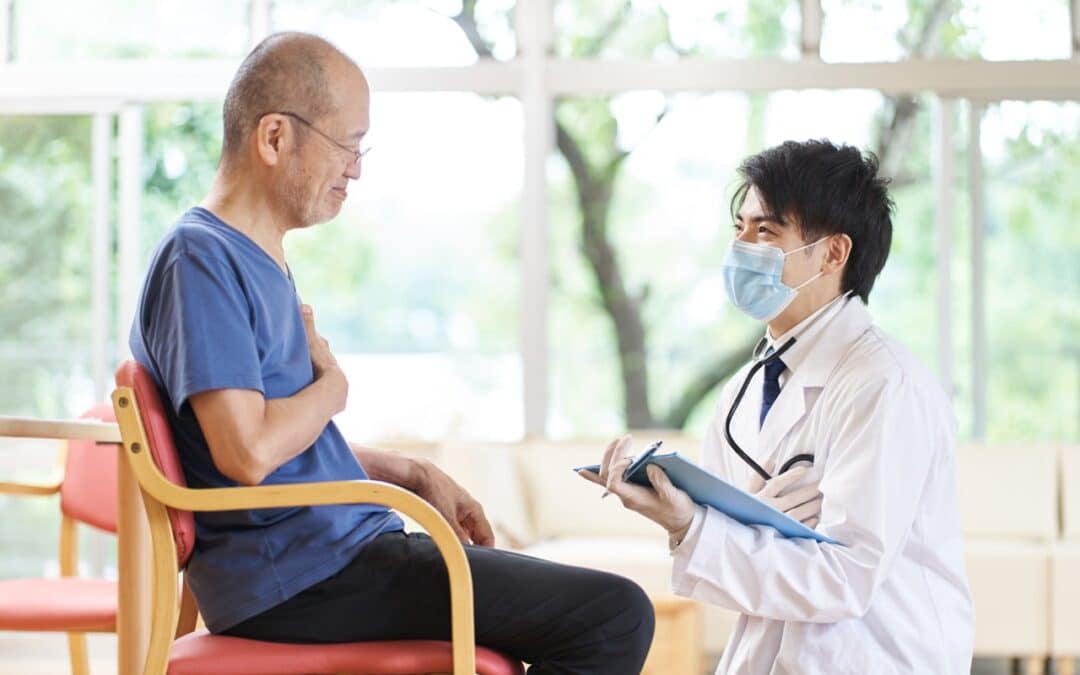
[{"x1": 821, "y1": 233, "x2": 853, "y2": 275}]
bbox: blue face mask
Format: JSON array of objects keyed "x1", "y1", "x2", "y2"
[{"x1": 722, "y1": 239, "x2": 825, "y2": 321}]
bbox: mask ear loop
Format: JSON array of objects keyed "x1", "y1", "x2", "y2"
[
  {"x1": 782, "y1": 236, "x2": 829, "y2": 258},
  {"x1": 791, "y1": 270, "x2": 823, "y2": 292},
  {"x1": 785, "y1": 235, "x2": 831, "y2": 292}
]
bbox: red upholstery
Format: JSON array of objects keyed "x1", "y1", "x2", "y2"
[
  {"x1": 60, "y1": 403, "x2": 120, "y2": 534},
  {"x1": 114, "y1": 361, "x2": 197, "y2": 568},
  {"x1": 0, "y1": 578, "x2": 117, "y2": 632},
  {"x1": 167, "y1": 632, "x2": 525, "y2": 675}
]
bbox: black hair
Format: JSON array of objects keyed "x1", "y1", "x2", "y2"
[{"x1": 730, "y1": 139, "x2": 894, "y2": 303}]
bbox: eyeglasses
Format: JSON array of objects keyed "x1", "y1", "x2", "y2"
[{"x1": 262, "y1": 111, "x2": 371, "y2": 165}]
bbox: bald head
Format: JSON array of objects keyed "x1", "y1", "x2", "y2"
[{"x1": 221, "y1": 32, "x2": 359, "y2": 161}]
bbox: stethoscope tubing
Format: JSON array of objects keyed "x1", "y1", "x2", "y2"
[
  {"x1": 723, "y1": 293, "x2": 853, "y2": 483},
  {"x1": 724, "y1": 337, "x2": 800, "y2": 482}
]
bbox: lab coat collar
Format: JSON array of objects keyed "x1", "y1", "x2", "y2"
[
  {"x1": 765, "y1": 293, "x2": 849, "y2": 386},
  {"x1": 756, "y1": 297, "x2": 874, "y2": 461},
  {"x1": 794, "y1": 296, "x2": 873, "y2": 387}
]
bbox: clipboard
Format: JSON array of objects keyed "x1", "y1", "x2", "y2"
[{"x1": 577, "y1": 451, "x2": 839, "y2": 545}]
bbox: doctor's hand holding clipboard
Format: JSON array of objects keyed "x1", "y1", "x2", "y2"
[
  {"x1": 577, "y1": 435, "x2": 825, "y2": 545},
  {"x1": 577, "y1": 436, "x2": 697, "y2": 540}
]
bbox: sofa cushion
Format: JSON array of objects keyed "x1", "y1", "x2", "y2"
[
  {"x1": 1051, "y1": 542, "x2": 1080, "y2": 654},
  {"x1": 956, "y1": 445, "x2": 1057, "y2": 541},
  {"x1": 965, "y1": 539, "x2": 1050, "y2": 655},
  {"x1": 523, "y1": 537, "x2": 672, "y2": 594}
]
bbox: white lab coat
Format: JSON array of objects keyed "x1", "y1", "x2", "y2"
[{"x1": 672, "y1": 297, "x2": 974, "y2": 674}]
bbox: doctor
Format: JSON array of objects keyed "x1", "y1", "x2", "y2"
[{"x1": 580, "y1": 140, "x2": 974, "y2": 674}]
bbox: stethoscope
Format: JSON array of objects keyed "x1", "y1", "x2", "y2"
[{"x1": 724, "y1": 293, "x2": 850, "y2": 483}]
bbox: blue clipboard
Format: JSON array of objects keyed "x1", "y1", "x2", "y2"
[{"x1": 577, "y1": 451, "x2": 838, "y2": 545}]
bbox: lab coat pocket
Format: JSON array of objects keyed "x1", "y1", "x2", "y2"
[{"x1": 774, "y1": 619, "x2": 899, "y2": 675}]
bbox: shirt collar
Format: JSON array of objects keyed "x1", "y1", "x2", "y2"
[{"x1": 764, "y1": 293, "x2": 850, "y2": 376}]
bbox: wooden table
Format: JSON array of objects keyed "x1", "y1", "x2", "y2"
[
  {"x1": 643, "y1": 595, "x2": 703, "y2": 675},
  {"x1": 0, "y1": 414, "x2": 151, "y2": 675}
]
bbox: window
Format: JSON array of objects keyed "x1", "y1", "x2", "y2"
[
  {"x1": 821, "y1": 0, "x2": 1072, "y2": 62},
  {"x1": 12, "y1": 0, "x2": 249, "y2": 61},
  {"x1": 978, "y1": 100, "x2": 1080, "y2": 441},
  {"x1": 289, "y1": 93, "x2": 523, "y2": 441},
  {"x1": 272, "y1": 0, "x2": 517, "y2": 65},
  {"x1": 555, "y1": 0, "x2": 798, "y2": 60},
  {"x1": 0, "y1": 115, "x2": 95, "y2": 418},
  {"x1": 0, "y1": 114, "x2": 111, "y2": 580},
  {"x1": 142, "y1": 101, "x2": 224, "y2": 255}
]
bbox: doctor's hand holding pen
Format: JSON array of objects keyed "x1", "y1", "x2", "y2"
[
  {"x1": 578, "y1": 436, "x2": 826, "y2": 539},
  {"x1": 577, "y1": 435, "x2": 698, "y2": 541},
  {"x1": 747, "y1": 458, "x2": 824, "y2": 529}
]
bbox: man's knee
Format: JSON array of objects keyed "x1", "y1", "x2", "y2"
[{"x1": 597, "y1": 573, "x2": 655, "y2": 657}]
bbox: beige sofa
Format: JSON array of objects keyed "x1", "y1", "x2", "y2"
[
  {"x1": 384, "y1": 436, "x2": 1076, "y2": 670},
  {"x1": 1052, "y1": 447, "x2": 1080, "y2": 672},
  {"x1": 957, "y1": 445, "x2": 1058, "y2": 666}
]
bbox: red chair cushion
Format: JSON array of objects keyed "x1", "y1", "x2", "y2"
[
  {"x1": 0, "y1": 578, "x2": 117, "y2": 632},
  {"x1": 114, "y1": 361, "x2": 197, "y2": 568},
  {"x1": 60, "y1": 403, "x2": 120, "y2": 534},
  {"x1": 168, "y1": 631, "x2": 525, "y2": 675}
]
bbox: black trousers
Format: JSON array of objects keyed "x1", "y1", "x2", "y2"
[{"x1": 224, "y1": 531, "x2": 656, "y2": 674}]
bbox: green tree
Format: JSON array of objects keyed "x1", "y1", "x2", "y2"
[{"x1": 0, "y1": 115, "x2": 94, "y2": 416}]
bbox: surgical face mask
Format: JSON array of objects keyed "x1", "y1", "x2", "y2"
[{"x1": 722, "y1": 238, "x2": 826, "y2": 321}]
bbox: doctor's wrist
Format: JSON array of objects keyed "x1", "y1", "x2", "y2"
[{"x1": 666, "y1": 516, "x2": 693, "y2": 543}]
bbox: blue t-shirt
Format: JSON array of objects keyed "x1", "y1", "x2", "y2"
[{"x1": 129, "y1": 206, "x2": 404, "y2": 633}]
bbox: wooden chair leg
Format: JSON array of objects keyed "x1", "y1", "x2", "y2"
[
  {"x1": 176, "y1": 577, "x2": 199, "y2": 638},
  {"x1": 67, "y1": 632, "x2": 90, "y2": 675}
]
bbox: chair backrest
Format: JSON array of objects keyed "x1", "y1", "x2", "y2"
[
  {"x1": 59, "y1": 403, "x2": 121, "y2": 534},
  {"x1": 114, "y1": 360, "x2": 197, "y2": 569}
]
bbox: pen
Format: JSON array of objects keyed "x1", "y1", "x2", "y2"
[{"x1": 599, "y1": 440, "x2": 663, "y2": 500}]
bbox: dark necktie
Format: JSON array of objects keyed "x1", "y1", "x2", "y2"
[{"x1": 760, "y1": 350, "x2": 786, "y2": 428}]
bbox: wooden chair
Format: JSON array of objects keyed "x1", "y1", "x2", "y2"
[
  {"x1": 111, "y1": 360, "x2": 523, "y2": 675},
  {"x1": 0, "y1": 403, "x2": 119, "y2": 675}
]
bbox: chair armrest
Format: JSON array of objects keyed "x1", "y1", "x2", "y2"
[
  {"x1": 0, "y1": 426, "x2": 70, "y2": 496},
  {"x1": 0, "y1": 476, "x2": 63, "y2": 496}
]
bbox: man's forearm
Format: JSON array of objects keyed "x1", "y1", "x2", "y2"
[
  {"x1": 256, "y1": 373, "x2": 345, "y2": 467},
  {"x1": 349, "y1": 444, "x2": 426, "y2": 491},
  {"x1": 193, "y1": 368, "x2": 348, "y2": 485}
]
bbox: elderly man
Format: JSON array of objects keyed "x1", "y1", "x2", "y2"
[{"x1": 130, "y1": 32, "x2": 653, "y2": 673}]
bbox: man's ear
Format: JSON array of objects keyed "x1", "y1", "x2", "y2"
[
  {"x1": 822, "y1": 233, "x2": 853, "y2": 274},
  {"x1": 254, "y1": 115, "x2": 288, "y2": 167}
]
